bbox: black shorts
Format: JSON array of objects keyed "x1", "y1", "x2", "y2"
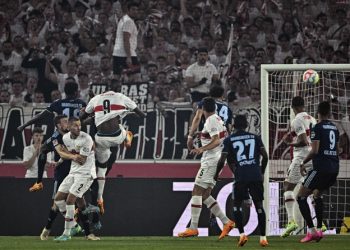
[
  {"x1": 303, "y1": 170, "x2": 338, "y2": 191},
  {"x1": 232, "y1": 181, "x2": 264, "y2": 202},
  {"x1": 113, "y1": 56, "x2": 140, "y2": 75}
]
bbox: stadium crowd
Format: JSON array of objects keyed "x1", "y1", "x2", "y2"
[{"x1": 0, "y1": 0, "x2": 350, "y2": 110}]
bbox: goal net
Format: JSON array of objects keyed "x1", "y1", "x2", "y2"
[{"x1": 261, "y1": 64, "x2": 350, "y2": 235}]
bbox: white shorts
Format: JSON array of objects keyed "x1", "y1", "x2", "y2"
[
  {"x1": 285, "y1": 155, "x2": 312, "y2": 184},
  {"x1": 58, "y1": 174, "x2": 94, "y2": 198},
  {"x1": 194, "y1": 158, "x2": 218, "y2": 189},
  {"x1": 94, "y1": 124, "x2": 126, "y2": 164}
]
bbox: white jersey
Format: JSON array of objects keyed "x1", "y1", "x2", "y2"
[
  {"x1": 200, "y1": 114, "x2": 227, "y2": 160},
  {"x1": 23, "y1": 144, "x2": 47, "y2": 178},
  {"x1": 113, "y1": 14, "x2": 138, "y2": 57},
  {"x1": 290, "y1": 112, "x2": 316, "y2": 158},
  {"x1": 63, "y1": 131, "x2": 96, "y2": 178},
  {"x1": 85, "y1": 91, "x2": 138, "y2": 127}
]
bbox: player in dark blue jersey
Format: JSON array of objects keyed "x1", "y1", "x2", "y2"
[
  {"x1": 187, "y1": 85, "x2": 232, "y2": 150},
  {"x1": 216, "y1": 115, "x2": 269, "y2": 247},
  {"x1": 297, "y1": 101, "x2": 339, "y2": 243}
]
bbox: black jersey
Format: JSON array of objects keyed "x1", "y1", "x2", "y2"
[
  {"x1": 197, "y1": 99, "x2": 232, "y2": 129},
  {"x1": 44, "y1": 130, "x2": 71, "y2": 181},
  {"x1": 47, "y1": 98, "x2": 86, "y2": 117},
  {"x1": 223, "y1": 130, "x2": 265, "y2": 182},
  {"x1": 311, "y1": 120, "x2": 339, "y2": 173}
]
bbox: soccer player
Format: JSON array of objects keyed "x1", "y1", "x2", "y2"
[
  {"x1": 17, "y1": 81, "x2": 86, "y2": 192},
  {"x1": 217, "y1": 115, "x2": 269, "y2": 247},
  {"x1": 178, "y1": 97, "x2": 234, "y2": 239},
  {"x1": 281, "y1": 96, "x2": 316, "y2": 237},
  {"x1": 80, "y1": 90, "x2": 146, "y2": 214},
  {"x1": 187, "y1": 85, "x2": 232, "y2": 150},
  {"x1": 54, "y1": 117, "x2": 99, "y2": 241},
  {"x1": 297, "y1": 101, "x2": 339, "y2": 243}
]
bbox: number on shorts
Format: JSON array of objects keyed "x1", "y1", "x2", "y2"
[
  {"x1": 103, "y1": 100, "x2": 111, "y2": 114},
  {"x1": 199, "y1": 168, "x2": 204, "y2": 177},
  {"x1": 77, "y1": 184, "x2": 84, "y2": 192}
]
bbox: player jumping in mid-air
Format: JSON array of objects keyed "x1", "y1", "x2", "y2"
[
  {"x1": 178, "y1": 97, "x2": 234, "y2": 239},
  {"x1": 80, "y1": 90, "x2": 146, "y2": 214},
  {"x1": 297, "y1": 101, "x2": 339, "y2": 243},
  {"x1": 281, "y1": 96, "x2": 316, "y2": 237},
  {"x1": 217, "y1": 115, "x2": 269, "y2": 247}
]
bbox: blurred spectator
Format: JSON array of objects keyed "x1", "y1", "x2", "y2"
[
  {"x1": 276, "y1": 33, "x2": 291, "y2": 63},
  {"x1": 32, "y1": 89, "x2": 45, "y2": 105},
  {"x1": 0, "y1": 89, "x2": 10, "y2": 103},
  {"x1": 0, "y1": 40, "x2": 22, "y2": 72},
  {"x1": 78, "y1": 72, "x2": 90, "y2": 103},
  {"x1": 9, "y1": 80, "x2": 25, "y2": 106},
  {"x1": 47, "y1": 59, "x2": 78, "y2": 94},
  {"x1": 250, "y1": 87, "x2": 261, "y2": 106},
  {"x1": 209, "y1": 38, "x2": 226, "y2": 68},
  {"x1": 145, "y1": 63, "x2": 158, "y2": 82},
  {"x1": 185, "y1": 47, "x2": 218, "y2": 102},
  {"x1": 23, "y1": 77, "x2": 38, "y2": 103},
  {"x1": 327, "y1": 9, "x2": 347, "y2": 40},
  {"x1": 13, "y1": 35, "x2": 28, "y2": 57},
  {"x1": 50, "y1": 89, "x2": 62, "y2": 102}
]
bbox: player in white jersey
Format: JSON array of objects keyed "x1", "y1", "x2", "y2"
[
  {"x1": 178, "y1": 97, "x2": 234, "y2": 239},
  {"x1": 54, "y1": 117, "x2": 99, "y2": 241},
  {"x1": 80, "y1": 90, "x2": 146, "y2": 214},
  {"x1": 281, "y1": 96, "x2": 316, "y2": 237}
]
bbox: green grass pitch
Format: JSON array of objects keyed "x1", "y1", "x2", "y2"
[{"x1": 0, "y1": 235, "x2": 349, "y2": 250}]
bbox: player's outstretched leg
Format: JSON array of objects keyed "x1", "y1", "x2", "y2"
[
  {"x1": 40, "y1": 206, "x2": 59, "y2": 240},
  {"x1": 29, "y1": 152, "x2": 47, "y2": 192},
  {"x1": 297, "y1": 196, "x2": 320, "y2": 243},
  {"x1": 96, "y1": 165, "x2": 107, "y2": 215},
  {"x1": 281, "y1": 185, "x2": 298, "y2": 237},
  {"x1": 233, "y1": 203, "x2": 248, "y2": 247},
  {"x1": 254, "y1": 201, "x2": 268, "y2": 247}
]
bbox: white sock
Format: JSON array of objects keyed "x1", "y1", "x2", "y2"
[
  {"x1": 260, "y1": 236, "x2": 267, "y2": 241},
  {"x1": 240, "y1": 233, "x2": 245, "y2": 237},
  {"x1": 63, "y1": 205, "x2": 75, "y2": 236},
  {"x1": 284, "y1": 191, "x2": 295, "y2": 222},
  {"x1": 55, "y1": 200, "x2": 67, "y2": 214},
  {"x1": 97, "y1": 167, "x2": 107, "y2": 201},
  {"x1": 203, "y1": 196, "x2": 229, "y2": 224},
  {"x1": 189, "y1": 196, "x2": 202, "y2": 229}
]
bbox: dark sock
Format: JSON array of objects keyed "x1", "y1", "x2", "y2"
[
  {"x1": 37, "y1": 152, "x2": 47, "y2": 183},
  {"x1": 256, "y1": 207, "x2": 266, "y2": 236},
  {"x1": 233, "y1": 207, "x2": 244, "y2": 234},
  {"x1": 92, "y1": 212, "x2": 100, "y2": 224},
  {"x1": 106, "y1": 148, "x2": 117, "y2": 176},
  {"x1": 45, "y1": 207, "x2": 58, "y2": 230},
  {"x1": 314, "y1": 197, "x2": 323, "y2": 229},
  {"x1": 79, "y1": 209, "x2": 91, "y2": 236},
  {"x1": 297, "y1": 196, "x2": 314, "y2": 228}
]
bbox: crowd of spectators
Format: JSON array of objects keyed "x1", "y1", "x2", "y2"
[{"x1": 0, "y1": 0, "x2": 350, "y2": 111}]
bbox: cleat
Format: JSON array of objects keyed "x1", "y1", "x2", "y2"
[
  {"x1": 281, "y1": 221, "x2": 298, "y2": 237},
  {"x1": 70, "y1": 224, "x2": 82, "y2": 236},
  {"x1": 97, "y1": 199, "x2": 105, "y2": 215},
  {"x1": 83, "y1": 204, "x2": 100, "y2": 215},
  {"x1": 54, "y1": 234, "x2": 71, "y2": 242},
  {"x1": 260, "y1": 239, "x2": 269, "y2": 247},
  {"x1": 316, "y1": 230, "x2": 323, "y2": 242},
  {"x1": 178, "y1": 228, "x2": 199, "y2": 237},
  {"x1": 321, "y1": 222, "x2": 327, "y2": 232},
  {"x1": 29, "y1": 182, "x2": 43, "y2": 192},
  {"x1": 300, "y1": 232, "x2": 319, "y2": 243},
  {"x1": 219, "y1": 220, "x2": 235, "y2": 240},
  {"x1": 237, "y1": 235, "x2": 248, "y2": 247},
  {"x1": 92, "y1": 221, "x2": 102, "y2": 231},
  {"x1": 86, "y1": 233, "x2": 100, "y2": 240},
  {"x1": 40, "y1": 227, "x2": 50, "y2": 240},
  {"x1": 124, "y1": 131, "x2": 133, "y2": 148}
]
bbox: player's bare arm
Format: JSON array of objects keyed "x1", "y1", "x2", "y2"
[
  {"x1": 55, "y1": 144, "x2": 82, "y2": 164},
  {"x1": 187, "y1": 108, "x2": 203, "y2": 150},
  {"x1": 190, "y1": 134, "x2": 220, "y2": 155},
  {"x1": 215, "y1": 152, "x2": 228, "y2": 181},
  {"x1": 17, "y1": 110, "x2": 53, "y2": 131},
  {"x1": 284, "y1": 132, "x2": 308, "y2": 147},
  {"x1": 260, "y1": 146, "x2": 268, "y2": 174}
]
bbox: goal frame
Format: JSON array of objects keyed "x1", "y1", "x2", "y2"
[{"x1": 260, "y1": 64, "x2": 350, "y2": 235}]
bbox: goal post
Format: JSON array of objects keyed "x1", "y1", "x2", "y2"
[{"x1": 261, "y1": 64, "x2": 350, "y2": 235}]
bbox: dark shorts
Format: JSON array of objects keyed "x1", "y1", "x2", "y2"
[
  {"x1": 232, "y1": 181, "x2": 264, "y2": 202},
  {"x1": 113, "y1": 56, "x2": 140, "y2": 75},
  {"x1": 190, "y1": 91, "x2": 209, "y2": 103},
  {"x1": 303, "y1": 170, "x2": 338, "y2": 191},
  {"x1": 51, "y1": 178, "x2": 65, "y2": 199}
]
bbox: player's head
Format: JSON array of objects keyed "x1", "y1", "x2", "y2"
[
  {"x1": 291, "y1": 96, "x2": 304, "y2": 112},
  {"x1": 32, "y1": 127, "x2": 44, "y2": 144},
  {"x1": 209, "y1": 85, "x2": 224, "y2": 98},
  {"x1": 234, "y1": 115, "x2": 248, "y2": 130},
  {"x1": 202, "y1": 97, "x2": 216, "y2": 114},
  {"x1": 68, "y1": 116, "x2": 81, "y2": 137},
  {"x1": 64, "y1": 81, "x2": 79, "y2": 99},
  {"x1": 54, "y1": 115, "x2": 69, "y2": 132},
  {"x1": 318, "y1": 101, "x2": 331, "y2": 118},
  {"x1": 127, "y1": 2, "x2": 139, "y2": 18}
]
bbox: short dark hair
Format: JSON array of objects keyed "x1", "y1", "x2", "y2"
[
  {"x1": 197, "y1": 47, "x2": 208, "y2": 54},
  {"x1": 291, "y1": 96, "x2": 304, "y2": 108},
  {"x1": 234, "y1": 115, "x2": 248, "y2": 130},
  {"x1": 127, "y1": 2, "x2": 139, "y2": 10},
  {"x1": 202, "y1": 97, "x2": 216, "y2": 113},
  {"x1": 209, "y1": 85, "x2": 224, "y2": 98},
  {"x1": 54, "y1": 115, "x2": 67, "y2": 126},
  {"x1": 318, "y1": 101, "x2": 331, "y2": 116},
  {"x1": 68, "y1": 116, "x2": 80, "y2": 123},
  {"x1": 32, "y1": 127, "x2": 43, "y2": 134},
  {"x1": 64, "y1": 81, "x2": 78, "y2": 96}
]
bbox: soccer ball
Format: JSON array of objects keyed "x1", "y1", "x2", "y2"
[{"x1": 303, "y1": 69, "x2": 319, "y2": 84}]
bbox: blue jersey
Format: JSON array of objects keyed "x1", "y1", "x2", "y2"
[
  {"x1": 47, "y1": 98, "x2": 86, "y2": 118},
  {"x1": 197, "y1": 99, "x2": 232, "y2": 129},
  {"x1": 223, "y1": 130, "x2": 264, "y2": 182},
  {"x1": 311, "y1": 120, "x2": 339, "y2": 173},
  {"x1": 44, "y1": 130, "x2": 71, "y2": 181}
]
